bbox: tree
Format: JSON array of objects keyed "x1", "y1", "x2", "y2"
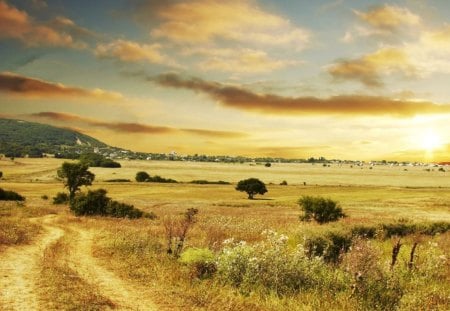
[
  {"x1": 57, "y1": 162, "x2": 95, "y2": 200},
  {"x1": 0, "y1": 171, "x2": 2, "y2": 179},
  {"x1": 265, "y1": 162, "x2": 271, "y2": 167},
  {"x1": 298, "y1": 196, "x2": 345, "y2": 224},
  {"x1": 235, "y1": 178, "x2": 267, "y2": 199},
  {"x1": 135, "y1": 171, "x2": 150, "y2": 182}
]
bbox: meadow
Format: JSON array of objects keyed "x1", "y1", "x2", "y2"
[{"x1": 0, "y1": 157, "x2": 449, "y2": 310}]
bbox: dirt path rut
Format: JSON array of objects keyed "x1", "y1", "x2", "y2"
[
  {"x1": 68, "y1": 227, "x2": 158, "y2": 311},
  {"x1": 0, "y1": 215, "x2": 64, "y2": 310}
]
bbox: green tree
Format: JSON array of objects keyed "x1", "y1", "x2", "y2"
[
  {"x1": 235, "y1": 178, "x2": 267, "y2": 199},
  {"x1": 298, "y1": 196, "x2": 345, "y2": 224},
  {"x1": 135, "y1": 171, "x2": 150, "y2": 182},
  {"x1": 57, "y1": 162, "x2": 95, "y2": 200}
]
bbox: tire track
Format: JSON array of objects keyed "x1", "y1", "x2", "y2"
[{"x1": 0, "y1": 215, "x2": 64, "y2": 310}]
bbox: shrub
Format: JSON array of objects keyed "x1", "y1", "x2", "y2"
[
  {"x1": 164, "y1": 208, "x2": 198, "y2": 257},
  {"x1": 41, "y1": 194, "x2": 49, "y2": 200},
  {"x1": 106, "y1": 201, "x2": 143, "y2": 219},
  {"x1": 304, "y1": 231, "x2": 352, "y2": 264},
  {"x1": 235, "y1": 178, "x2": 267, "y2": 199},
  {"x1": 179, "y1": 248, "x2": 216, "y2": 279},
  {"x1": 419, "y1": 221, "x2": 450, "y2": 235},
  {"x1": 70, "y1": 189, "x2": 148, "y2": 218},
  {"x1": 53, "y1": 192, "x2": 69, "y2": 205},
  {"x1": 438, "y1": 167, "x2": 445, "y2": 172},
  {"x1": 342, "y1": 238, "x2": 403, "y2": 310},
  {"x1": 0, "y1": 188, "x2": 25, "y2": 201},
  {"x1": 190, "y1": 180, "x2": 230, "y2": 185},
  {"x1": 135, "y1": 171, "x2": 150, "y2": 182},
  {"x1": 381, "y1": 221, "x2": 417, "y2": 238},
  {"x1": 280, "y1": 180, "x2": 288, "y2": 185},
  {"x1": 265, "y1": 162, "x2": 271, "y2": 167},
  {"x1": 148, "y1": 175, "x2": 177, "y2": 183},
  {"x1": 0, "y1": 171, "x2": 2, "y2": 179},
  {"x1": 298, "y1": 196, "x2": 345, "y2": 224},
  {"x1": 216, "y1": 230, "x2": 343, "y2": 296},
  {"x1": 79, "y1": 153, "x2": 121, "y2": 168},
  {"x1": 350, "y1": 225, "x2": 378, "y2": 239}
]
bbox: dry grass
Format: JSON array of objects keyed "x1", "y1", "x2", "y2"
[{"x1": 0, "y1": 158, "x2": 449, "y2": 310}]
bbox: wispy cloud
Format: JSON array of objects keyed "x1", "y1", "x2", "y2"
[
  {"x1": 95, "y1": 39, "x2": 177, "y2": 66},
  {"x1": 354, "y1": 5, "x2": 421, "y2": 31},
  {"x1": 0, "y1": 72, "x2": 123, "y2": 101},
  {"x1": 151, "y1": 73, "x2": 450, "y2": 117},
  {"x1": 191, "y1": 48, "x2": 299, "y2": 74},
  {"x1": 0, "y1": 1, "x2": 88, "y2": 48},
  {"x1": 30, "y1": 111, "x2": 247, "y2": 138},
  {"x1": 328, "y1": 47, "x2": 416, "y2": 87},
  {"x1": 343, "y1": 4, "x2": 421, "y2": 42},
  {"x1": 147, "y1": 0, "x2": 310, "y2": 48}
]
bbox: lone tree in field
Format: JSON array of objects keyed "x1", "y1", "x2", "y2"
[
  {"x1": 298, "y1": 195, "x2": 345, "y2": 224},
  {"x1": 236, "y1": 178, "x2": 267, "y2": 199},
  {"x1": 57, "y1": 162, "x2": 95, "y2": 200}
]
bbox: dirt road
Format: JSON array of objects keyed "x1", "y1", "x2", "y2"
[{"x1": 0, "y1": 216, "x2": 157, "y2": 310}]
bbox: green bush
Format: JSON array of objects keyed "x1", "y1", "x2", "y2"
[
  {"x1": 71, "y1": 189, "x2": 110, "y2": 216},
  {"x1": 280, "y1": 180, "x2": 288, "y2": 185},
  {"x1": 350, "y1": 225, "x2": 378, "y2": 238},
  {"x1": 41, "y1": 194, "x2": 49, "y2": 200},
  {"x1": 179, "y1": 248, "x2": 216, "y2": 279},
  {"x1": 0, "y1": 188, "x2": 25, "y2": 201},
  {"x1": 70, "y1": 189, "x2": 150, "y2": 219},
  {"x1": 106, "y1": 201, "x2": 143, "y2": 219},
  {"x1": 304, "y1": 231, "x2": 352, "y2": 264},
  {"x1": 135, "y1": 171, "x2": 150, "y2": 182},
  {"x1": 381, "y1": 221, "x2": 417, "y2": 238},
  {"x1": 190, "y1": 180, "x2": 230, "y2": 185},
  {"x1": 79, "y1": 153, "x2": 121, "y2": 168},
  {"x1": 148, "y1": 175, "x2": 177, "y2": 183},
  {"x1": 53, "y1": 192, "x2": 69, "y2": 205},
  {"x1": 298, "y1": 196, "x2": 345, "y2": 224}
]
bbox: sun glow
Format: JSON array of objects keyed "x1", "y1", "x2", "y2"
[{"x1": 420, "y1": 130, "x2": 443, "y2": 152}]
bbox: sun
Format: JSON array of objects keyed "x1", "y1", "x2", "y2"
[{"x1": 420, "y1": 130, "x2": 443, "y2": 152}]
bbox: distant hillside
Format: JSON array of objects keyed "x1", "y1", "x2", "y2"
[{"x1": 0, "y1": 118, "x2": 107, "y2": 157}]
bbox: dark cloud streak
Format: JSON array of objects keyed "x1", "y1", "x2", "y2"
[{"x1": 151, "y1": 73, "x2": 450, "y2": 117}]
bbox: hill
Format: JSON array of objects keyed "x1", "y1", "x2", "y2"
[{"x1": 0, "y1": 118, "x2": 107, "y2": 157}]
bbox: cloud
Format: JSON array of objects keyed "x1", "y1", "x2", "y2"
[
  {"x1": 95, "y1": 39, "x2": 177, "y2": 66},
  {"x1": 328, "y1": 47, "x2": 416, "y2": 87},
  {"x1": 31, "y1": 111, "x2": 246, "y2": 138},
  {"x1": 344, "y1": 5, "x2": 421, "y2": 42},
  {"x1": 151, "y1": 73, "x2": 450, "y2": 117},
  {"x1": 0, "y1": 1, "x2": 87, "y2": 48},
  {"x1": 0, "y1": 72, "x2": 123, "y2": 101},
  {"x1": 354, "y1": 5, "x2": 421, "y2": 31},
  {"x1": 148, "y1": 0, "x2": 309, "y2": 48},
  {"x1": 191, "y1": 48, "x2": 299, "y2": 74}
]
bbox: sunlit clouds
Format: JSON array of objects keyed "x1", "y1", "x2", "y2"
[
  {"x1": 0, "y1": 0, "x2": 449, "y2": 161},
  {"x1": 0, "y1": 72, "x2": 123, "y2": 101}
]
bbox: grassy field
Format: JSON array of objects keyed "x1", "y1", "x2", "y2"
[{"x1": 0, "y1": 157, "x2": 449, "y2": 310}]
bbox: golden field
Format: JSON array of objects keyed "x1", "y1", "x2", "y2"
[{"x1": 0, "y1": 157, "x2": 449, "y2": 310}]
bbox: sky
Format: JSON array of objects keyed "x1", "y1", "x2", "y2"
[{"x1": 0, "y1": 0, "x2": 449, "y2": 161}]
